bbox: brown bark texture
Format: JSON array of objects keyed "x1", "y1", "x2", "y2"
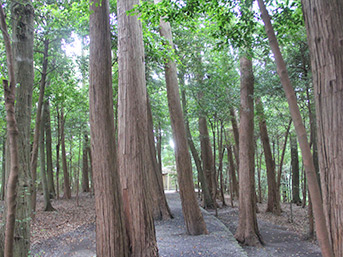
[
  {"x1": 89, "y1": 0, "x2": 129, "y2": 256},
  {"x1": 117, "y1": 0, "x2": 159, "y2": 255},
  {"x1": 230, "y1": 108, "x2": 240, "y2": 169},
  {"x1": 301, "y1": 1, "x2": 343, "y2": 256},
  {"x1": 234, "y1": 56, "x2": 263, "y2": 246},
  {"x1": 258, "y1": 0, "x2": 334, "y2": 256},
  {"x1": 256, "y1": 98, "x2": 280, "y2": 214},
  {"x1": 154, "y1": 0, "x2": 208, "y2": 236},
  {"x1": 1, "y1": 1, "x2": 35, "y2": 256},
  {"x1": 227, "y1": 143, "x2": 239, "y2": 199}
]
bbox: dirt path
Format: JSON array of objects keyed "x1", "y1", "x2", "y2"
[{"x1": 30, "y1": 192, "x2": 322, "y2": 256}]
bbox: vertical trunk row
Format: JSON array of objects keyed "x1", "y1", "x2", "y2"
[
  {"x1": 89, "y1": 0, "x2": 129, "y2": 256},
  {"x1": 258, "y1": 0, "x2": 333, "y2": 256},
  {"x1": 235, "y1": 56, "x2": 262, "y2": 246}
]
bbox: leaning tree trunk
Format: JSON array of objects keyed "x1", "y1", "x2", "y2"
[
  {"x1": 256, "y1": 98, "x2": 280, "y2": 214},
  {"x1": 258, "y1": 0, "x2": 333, "y2": 256},
  {"x1": 235, "y1": 56, "x2": 263, "y2": 246},
  {"x1": 302, "y1": 2, "x2": 342, "y2": 255},
  {"x1": 117, "y1": 0, "x2": 159, "y2": 255},
  {"x1": 89, "y1": 0, "x2": 129, "y2": 256},
  {"x1": 60, "y1": 109, "x2": 71, "y2": 199},
  {"x1": 154, "y1": 0, "x2": 208, "y2": 235}
]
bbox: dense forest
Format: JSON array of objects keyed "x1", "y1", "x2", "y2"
[{"x1": 0, "y1": 0, "x2": 342, "y2": 256}]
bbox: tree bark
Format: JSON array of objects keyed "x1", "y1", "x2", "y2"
[
  {"x1": 44, "y1": 100, "x2": 55, "y2": 198},
  {"x1": 154, "y1": 0, "x2": 208, "y2": 236},
  {"x1": 117, "y1": 0, "x2": 159, "y2": 255},
  {"x1": 30, "y1": 38, "x2": 49, "y2": 215},
  {"x1": 234, "y1": 56, "x2": 263, "y2": 246},
  {"x1": 258, "y1": 0, "x2": 333, "y2": 255},
  {"x1": 81, "y1": 134, "x2": 90, "y2": 193},
  {"x1": 227, "y1": 143, "x2": 239, "y2": 199},
  {"x1": 256, "y1": 97, "x2": 280, "y2": 214},
  {"x1": 60, "y1": 109, "x2": 71, "y2": 199},
  {"x1": 1, "y1": 138, "x2": 6, "y2": 201},
  {"x1": 89, "y1": 0, "x2": 129, "y2": 255},
  {"x1": 230, "y1": 107, "x2": 240, "y2": 170},
  {"x1": 0, "y1": 1, "x2": 35, "y2": 256},
  {"x1": 56, "y1": 110, "x2": 61, "y2": 200}
]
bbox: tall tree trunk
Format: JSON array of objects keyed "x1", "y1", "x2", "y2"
[
  {"x1": 81, "y1": 134, "x2": 90, "y2": 193},
  {"x1": 147, "y1": 97, "x2": 173, "y2": 220},
  {"x1": 0, "y1": 1, "x2": 35, "y2": 256},
  {"x1": 290, "y1": 134, "x2": 301, "y2": 204},
  {"x1": 199, "y1": 114, "x2": 216, "y2": 202},
  {"x1": 60, "y1": 109, "x2": 71, "y2": 199},
  {"x1": 30, "y1": 38, "x2": 49, "y2": 216},
  {"x1": 277, "y1": 119, "x2": 292, "y2": 205},
  {"x1": 218, "y1": 122, "x2": 226, "y2": 206},
  {"x1": 258, "y1": 1, "x2": 333, "y2": 255},
  {"x1": 56, "y1": 110, "x2": 61, "y2": 200},
  {"x1": 89, "y1": 0, "x2": 129, "y2": 255},
  {"x1": 227, "y1": 143, "x2": 239, "y2": 199},
  {"x1": 230, "y1": 107, "x2": 240, "y2": 170},
  {"x1": 44, "y1": 100, "x2": 55, "y2": 198},
  {"x1": 1, "y1": 138, "x2": 6, "y2": 201},
  {"x1": 156, "y1": 124, "x2": 162, "y2": 173},
  {"x1": 40, "y1": 103, "x2": 54, "y2": 212},
  {"x1": 234, "y1": 56, "x2": 263, "y2": 246},
  {"x1": 256, "y1": 98, "x2": 280, "y2": 214},
  {"x1": 117, "y1": 0, "x2": 159, "y2": 255},
  {"x1": 181, "y1": 90, "x2": 213, "y2": 209},
  {"x1": 154, "y1": 0, "x2": 207, "y2": 235}
]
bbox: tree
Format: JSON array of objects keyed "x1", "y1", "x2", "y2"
[
  {"x1": 117, "y1": 0, "x2": 159, "y2": 255},
  {"x1": 60, "y1": 109, "x2": 71, "y2": 199},
  {"x1": 257, "y1": 0, "x2": 333, "y2": 256},
  {"x1": 154, "y1": 0, "x2": 208, "y2": 235},
  {"x1": 290, "y1": 134, "x2": 301, "y2": 204},
  {"x1": 89, "y1": 0, "x2": 129, "y2": 256},
  {"x1": 234, "y1": 56, "x2": 263, "y2": 246},
  {"x1": 256, "y1": 97, "x2": 280, "y2": 214},
  {"x1": 301, "y1": 1, "x2": 343, "y2": 256},
  {"x1": 0, "y1": 1, "x2": 35, "y2": 256},
  {"x1": 81, "y1": 134, "x2": 90, "y2": 193}
]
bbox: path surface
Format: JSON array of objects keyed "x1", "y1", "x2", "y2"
[{"x1": 32, "y1": 192, "x2": 246, "y2": 256}]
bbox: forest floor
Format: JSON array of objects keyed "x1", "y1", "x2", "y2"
[{"x1": 1, "y1": 192, "x2": 321, "y2": 256}]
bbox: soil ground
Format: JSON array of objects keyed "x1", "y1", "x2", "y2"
[{"x1": 1, "y1": 191, "x2": 322, "y2": 256}]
